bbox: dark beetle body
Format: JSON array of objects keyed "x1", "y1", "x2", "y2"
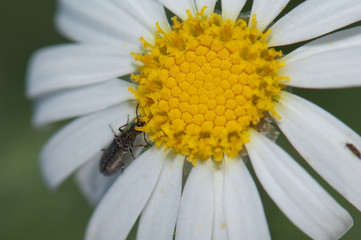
[
  {"x1": 346, "y1": 142, "x2": 361, "y2": 159},
  {"x1": 100, "y1": 105, "x2": 148, "y2": 176},
  {"x1": 99, "y1": 139, "x2": 128, "y2": 175}
]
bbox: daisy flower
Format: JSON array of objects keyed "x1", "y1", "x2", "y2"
[{"x1": 27, "y1": 0, "x2": 361, "y2": 239}]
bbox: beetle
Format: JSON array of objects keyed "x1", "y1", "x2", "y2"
[
  {"x1": 346, "y1": 142, "x2": 361, "y2": 159},
  {"x1": 99, "y1": 104, "x2": 150, "y2": 176}
]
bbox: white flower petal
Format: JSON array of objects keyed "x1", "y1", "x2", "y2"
[
  {"x1": 75, "y1": 154, "x2": 118, "y2": 206},
  {"x1": 282, "y1": 47, "x2": 361, "y2": 89},
  {"x1": 56, "y1": 0, "x2": 152, "y2": 47},
  {"x1": 224, "y1": 156, "x2": 270, "y2": 240},
  {"x1": 116, "y1": 0, "x2": 171, "y2": 34},
  {"x1": 267, "y1": 0, "x2": 361, "y2": 46},
  {"x1": 33, "y1": 79, "x2": 136, "y2": 126},
  {"x1": 85, "y1": 147, "x2": 168, "y2": 240},
  {"x1": 176, "y1": 159, "x2": 213, "y2": 240},
  {"x1": 249, "y1": 0, "x2": 290, "y2": 32},
  {"x1": 212, "y1": 161, "x2": 228, "y2": 240},
  {"x1": 280, "y1": 27, "x2": 361, "y2": 88},
  {"x1": 41, "y1": 102, "x2": 136, "y2": 189},
  {"x1": 158, "y1": 0, "x2": 197, "y2": 20},
  {"x1": 246, "y1": 130, "x2": 353, "y2": 240},
  {"x1": 195, "y1": 0, "x2": 217, "y2": 17},
  {"x1": 27, "y1": 44, "x2": 136, "y2": 97},
  {"x1": 273, "y1": 91, "x2": 361, "y2": 211},
  {"x1": 282, "y1": 26, "x2": 361, "y2": 64},
  {"x1": 221, "y1": 0, "x2": 246, "y2": 22},
  {"x1": 137, "y1": 153, "x2": 184, "y2": 240}
]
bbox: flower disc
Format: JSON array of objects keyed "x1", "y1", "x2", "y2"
[{"x1": 131, "y1": 8, "x2": 287, "y2": 163}]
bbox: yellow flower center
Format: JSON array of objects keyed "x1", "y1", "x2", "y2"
[{"x1": 130, "y1": 7, "x2": 287, "y2": 164}]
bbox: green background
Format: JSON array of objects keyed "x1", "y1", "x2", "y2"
[{"x1": 1, "y1": 0, "x2": 361, "y2": 239}]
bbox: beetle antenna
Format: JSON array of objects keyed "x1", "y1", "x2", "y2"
[{"x1": 136, "y1": 103, "x2": 140, "y2": 122}]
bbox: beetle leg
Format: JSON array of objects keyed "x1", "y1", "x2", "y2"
[
  {"x1": 108, "y1": 124, "x2": 118, "y2": 136},
  {"x1": 129, "y1": 148, "x2": 135, "y2": 159},
  {"x1": 136, "y1": 103, "x2": 140, "y2": 121},
  {"x1": 143, "y1": 132, "x2": 151, "y2": 147},
  {"x1": 118, "y1": 115, "x2": 130, "y2": 133}
]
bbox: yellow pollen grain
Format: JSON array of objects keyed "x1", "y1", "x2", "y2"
[
  {"x1": 179, "y1": 102, "x2": 190, "y2": 112},
  {"x1": 179, "y1": 82, "x2": 190, "y2": 91},
  {"x1": 169, "y1": 98, "x2": 179, "y2": 108},
  {"x1": 189, "y1": 95, "x2": 199, "y2": 105},
  {"x1": 224, "y1": 89, "x2": 234, "y2": 99},
  {"x1": 182, "y1": 112, "x2": 193, "y2": 123},
  {"x1": 194, "y1": 114, "x2": 205, "y2": 125},
  {"x1": 207, "y1": 99, "x2": 217, "y2": 109},
  {"x1": 215, "y1": 105, "x2": 226, "y2": 115},
  {"x1": 171, "y1": 86, "x2": 182, "y2": 97},
  {"x1": 131, "y1": 9, "x2": 286, "y2": 162},
  {"x1": 198, "y1": 104, "x2": 208, "y2": 113},
  {"x1": 186, "y1": 51, "x2": 196, "y2": 62},
  {"x1": 221, "y1": 69, "x2": 231, "y2": 79},
  {"x1": 176, "y1": 73, "x2": 186, "y2": 83},
  {"x1": 187, "y1": 85, "x2": 198, "y2": 95},
  {"x1": 205, "y1": 110, "x2": 216, "y2": 121}
]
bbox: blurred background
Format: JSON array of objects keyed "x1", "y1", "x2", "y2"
[{"x1": 1, "y1": 0, "x2": 360, "y2": 239}]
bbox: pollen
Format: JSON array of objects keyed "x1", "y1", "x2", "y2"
[{"x1": 130, "y1": 7, "x2": 288, "y2": 163}]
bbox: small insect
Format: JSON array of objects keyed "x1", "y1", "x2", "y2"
[
  {"x1": 99, "y1": 104, "x2": 150, "y2": 176},
  {"x1": 346, "y1": 142, "x2": 361, "y2": 159}
]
